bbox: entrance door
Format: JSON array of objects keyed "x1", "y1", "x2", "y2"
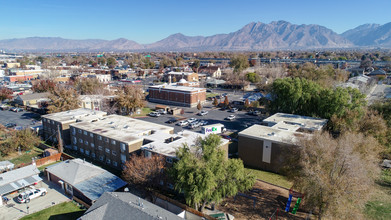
[
  {"x1": 65, "y1": 183, "x2": 73, "y2": 196},
  {"x1": 262, "y1": 140, "x2": 272, "y2": 163}
]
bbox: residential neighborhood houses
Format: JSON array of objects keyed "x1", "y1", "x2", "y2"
[{"x1": 0, "y1": 50, "x2": 390, "y2": 220}]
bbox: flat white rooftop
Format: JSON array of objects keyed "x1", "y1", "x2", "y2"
[
  {"x1": 239, "y1": 124, "x2": 308, "y2": 145},
  {"x1": 149, "y1": 84, "x2": 205, "y2": 92},
  {"x1": 71, "y1": 115, "x2": 174, "y2": 145},
  {"x1": 42, "y1": 108, "x2": 107, "y2": 124},
  {"x1": 142, "y1": 130, "x2": 229, "y2": 158},
  {"x1": 263, "y1": 113, "x2": 327, "y2": 132}
]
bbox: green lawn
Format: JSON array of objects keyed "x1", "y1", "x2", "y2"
[
  {"x1": 207, "y1": 93, "x2": 219, "y2": 98},
  {"x1": 245, "y1": 167, "x2": 293, "y2": 189},
  {"x1": 20, "y1": 202, "x2": 85, "y2": 220},
  {"x1": 8, "y1": 147, "x2": 44, "y2": 167},
  {"x1": 364, "y1": 169, "x2": 391, "y2": 220},
  {"x1": 132, "y1": 107, "x2": 153, "y2": 117}
]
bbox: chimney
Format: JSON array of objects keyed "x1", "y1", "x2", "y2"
[{"x1": 168, "y1": 75, "x2": 172, "y2": 84}]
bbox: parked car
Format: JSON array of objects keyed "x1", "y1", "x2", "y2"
[
  {"x1": 225, "y1": 115, "x2": 236, "y2": 120},
  {"x1": 15, "y1": 108, "x2": 23, "y2": 112},
  {"x1": 222, "y1": 93, "x2": 228, "y2": 97},
  {"x1": 199, "y1": 120, "x2": 208, "y2": 126},
  {"x1": 189, "y1": 122, "x2": 201, "y2": 129},
  {"x1": 17, "y1": 188, "x2": 47, "y2": 203},
  {"x1": 177, "y1": 120, "x2": 189, "y2": 127},
  {"x1": 156, "y1": 109, "x2": 167, "y2": 115},
  {"x1": 198, "y1": 110, "x2": 208, "y2": 116},
  {"x1": 5, "y1": 123, "x2": 17, "y2": 128},
  {"x1": 248, "y1": 110, "x2": 259, "y2": 116},
  {"x1": 220, "y1": 134, "x2": 232, "y2": 141},
  {"x1": 9, "y1": 107, "x2": 17, "y2": 112},
  {"x1": 187, "y1": 118, "x2": 197, "y2": 123},
  {"x1": 229, "y1": 108, "x2": 238, "y2": 113},
  {"x1": 149, "y1": 112, "x2": 161, "y2": 117},
  {"x1": 206, "y1": 89, "x2": 212, "y2": 93},
  {"x1": 166, "y1": 118, "x2": 177, "y2": 124},
  {"x1": 0, "y1": 105, "x2": 10, "y2": 110}
]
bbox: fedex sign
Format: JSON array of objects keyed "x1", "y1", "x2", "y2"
[{"x1": 203, "y1": 126, "x2": 221, "y2": 135}]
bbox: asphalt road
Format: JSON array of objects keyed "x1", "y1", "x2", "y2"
[{"x1": 0, "y1": 109, "x2": 41, "y2": 128}]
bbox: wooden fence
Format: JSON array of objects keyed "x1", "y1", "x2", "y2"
[{"x1": 35, "y1": 152, "x2": 75, "y2": 167}]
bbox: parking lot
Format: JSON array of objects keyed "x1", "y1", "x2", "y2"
[
  {"x1": 0, "y1": 109, "x2": 40, "y2": 128},
  {"x1": 0, "y1": 179, "x2": 71, "y2": 220},
  {"x1": 141, "y1": 100, "x2": 263, "y2": 134}
]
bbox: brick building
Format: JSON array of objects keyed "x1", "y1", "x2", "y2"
[
  {"x1": 42, "y1": 108, "x2": 107, "y2": 146},
  {"x1": 238, "y1": 113, "x2": 327, "y2": 173},
  {"x1": 148, "y1": 84, "x2": 206, "y2": 107}
]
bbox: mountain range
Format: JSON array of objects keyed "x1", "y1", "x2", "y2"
[{"x1": 1, "y1": 21, "x2": 391, "y2": 52}]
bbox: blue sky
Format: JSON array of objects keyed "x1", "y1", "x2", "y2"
[{"x1": 1, "y1": 0, "x2": 391, "y2": 44}]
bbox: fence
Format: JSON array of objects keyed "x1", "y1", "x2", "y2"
[{"x1": 35, "y1": 152, "x2": 75, "y2": 167}]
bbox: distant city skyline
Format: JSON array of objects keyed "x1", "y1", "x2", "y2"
[{"x1": 2, "y1": 0, "x2": 391, "y2": 44}]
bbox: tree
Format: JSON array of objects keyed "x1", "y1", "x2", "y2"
[
  {"x1": 212, "y1": 98, "x2": 219, "y2": 107},
  {"x1": 230, "y1": 55, "x2": 249, "y2": 73},
  {"x1": 0, "y1": 129, "x2": 41, "y2": 156},
  {"x1": 0, "y1": 87, "x2": 13, "y2": 102},
  {"x1": 115, "y1": 85, "x2": 145, "y2": 115},
  {"x1": 284, "y1": 132, "x2": 381, "y2": 219},
  {"x1": 193, "y1": 59, "x2": 200, "y2": 73},
  {"x1": 48, "y1": 86, "x2": 80, "y2": 113},
  {"x1": 74, "y1": 78, "x2": 105, "y2": 95},
  {"x1": 246, "y1": 72, "x2": 260, "y2": 83},
  {"x1": 223, "y1": 96, "x2": 230, "y2": 108},
  {"x1": 269, "y1": 77, "x2": 366, "y2": 120},
  {"x1": 197, "y1": 101, "x2": 202, "y2": 111},
  {"x1": 251, "y1": 100, "x2": 259, "y2": 108},
  {"x1": 170, "y1": 134, "x2": 255, "y2": 211},
  {"x1": 122, "y1": 153, "x2": 165, "y2": 189},
  {"x1": 32, "y1": 80, "x2": 56, "y2": 93},
  {"x1": 106, "y1": 57, "x2": 117, "y2": 68},
  {"x1": 244, "y1": 99, "x2": 250, "y2": 110}
]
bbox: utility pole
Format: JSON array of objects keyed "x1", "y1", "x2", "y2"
[{"x1": 57, "y1": 125, "x2": 63, "y2": 153}]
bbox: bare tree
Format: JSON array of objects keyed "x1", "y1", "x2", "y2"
[
  {"x1": 122, "y1": 153, "x2": 166, "y2": 189},
  {"x1": 115, "y1": 85, "x2": 145, "y2": 115},
  {"x1": 284, "y1": 132, "x2": 382, "y2": 220},
  {"x1": 48, "y1": 86, "x2": 80, "y2": 113}
]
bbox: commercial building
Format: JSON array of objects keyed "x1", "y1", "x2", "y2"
[
  {"x1": 166, "y1": 71, "x2": 199, "y2": 82},
  {"x1": 45, "y1": 159, "x2": 127, "y2": 206},
  {"x1": 238, "y1": 113, "x2": 327, "y2": 173},
  {"x1": 42, "y1": 108, "x2": 107, "y2": 146},
  {"x1": 148, "y1": 84, "x2": 206, "y2": 108}
]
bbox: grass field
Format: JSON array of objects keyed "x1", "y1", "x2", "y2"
[
  {"x1": 206, "y1": 93, "x2": 219, "y2": 98},
  {"x1": 20, "y1": 202, "x2": 85, "y2": 220},
  {"x1": 244, "y1": 167, "x2": 293, "y2": 189},
  {"x1": 131, "y1": 107, "x2": 153, "y2": 117},
  {"x1": 364, "y1": 169, "x2": 391, "y2": 220},
  {"x1": 7, "y1": 147, "x2": 44, "y2": 167}
]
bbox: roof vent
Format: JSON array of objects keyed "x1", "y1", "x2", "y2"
[{"x1": 268, "y1": 132, "x2": 275, "y2": 136}]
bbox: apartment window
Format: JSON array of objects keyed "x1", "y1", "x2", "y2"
[
  {"x1": 166, "y1": 157, "x2": 173, "y2": 164},
  {"x1": 113, "y1": 161, "x2": 118, "y2": 167},
  {"x1": 104, "y1": 137, "x2": 109, "y2": 143},
  {"x1": 52, "y1": 129, "x2": 55, "y2": 134},
  {"x1": 83, "y1": 131, "x2": 87, "y2": 135},
  {"x1": 79, "y1": 138, "x2": 83, "y2": 144},
  {"x1": 111, "y1": 140, "x2": 116, "y2": 145},
  {"x1": 51, "y1": 120, "x2": 55, "y2": 124},
  {"x1": 91, "y1": 143, "x2": 95, "y2": 148},
  {"x1": 53, "y1": 138, "x2": 57, "y2": 142},
  {"x1": 160, "y1": 180, "x2": 164, "y2": 186},
  {"x1": 43, "y1": 118, "x2": 46, "y2": 122},
  {"x1": 80, "y1": 148, "x2": 84, "y2": 153},
  {"x1": 92, "y1": 153, "x2": 96, "y2": 158},
  {"x1": 120, "y1": 143, "x2": 126, "y2": 152},
  {"x1": 90, "y1": 133, "x2": 94, "y2": 137},
  {"x1": 85, "y1": 141, "x2": 89, "y2": 146},
  {"x1": 167, "y1": 183, "x2": 174, "y2": 189},
  {"x1": 99, "y1": 155, "x2": 104, "y2": 161},
  {"x1": 106, "y1": 159, "x2": 111, "y2": 164},
  {"x1": 85, "y1": 150, "x2": 90, "y2": 156},
  {"x1": 72, "y1": 127, "x2": 76, "y2": 135},
  {"x1": 112, "y1": 150, "x2": 117, "y2": 156},
  {"x1": 78, "y1": 129, "x2": 82, "y2": 134},
  {"x1": 73, "y1": 137, "x2": 77, "y2": 144},
  {"x1": 98, "y1": 135, "x2": 102, "y2": 140},
  {"x1": 98, "y1": 146, "x2": 103, "y2": 151},
  {"x1": 105, "y1": 148, "x2": 110, "y2": 154},
  {"x1": 73, "y1": 146, "x2": 78, "y2": 150},
  {"x1": 121, "y1": 154, "x2": 126, "y2": 163}
]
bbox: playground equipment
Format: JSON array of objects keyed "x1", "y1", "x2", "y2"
[{"x1": 285, "y1": 188, "x2": 304, "y2": 214}]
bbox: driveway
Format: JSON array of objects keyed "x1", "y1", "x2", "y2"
[{"x1": 0, "y1": 179, "x2": 71, "y2": 220}]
